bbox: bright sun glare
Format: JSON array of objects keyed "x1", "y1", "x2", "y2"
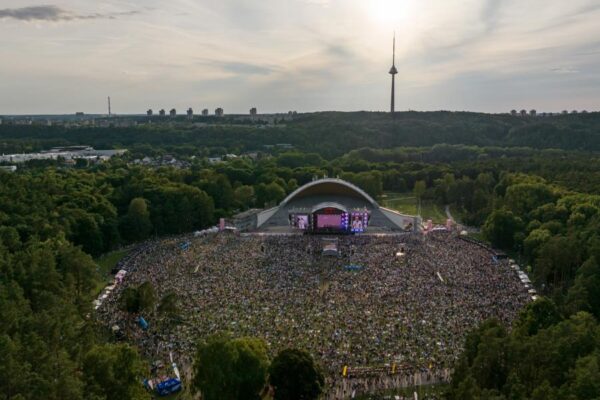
[{"x1": 369, "y1": 0, "x2": 416, "y2": 25}]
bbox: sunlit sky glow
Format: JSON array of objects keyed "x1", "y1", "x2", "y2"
[{"x1": 1, "y1": 0, "x2": 599, "y2": 114}]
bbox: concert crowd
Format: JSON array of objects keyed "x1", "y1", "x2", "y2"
[{"x1": 96, "y1": 231, "x2": 530, "y2": 396}]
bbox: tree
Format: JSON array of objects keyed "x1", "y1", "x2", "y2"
[
  {"x1": 569, "y1": 353, "x2": 600, "y2": 399},
  {"x1": 144, "y1": 185, "x2": 214, "y2": 234},
  {"x1": 120, "y1": 197, "x2": 152, "y2": 242},
  {"x1": 202, "y1": 174, "x2": 234, "y2": 210},
  {"x1": 448, "y1": 312, "x2": 600, "y2": 400},
  {"x1": 157, "y1": 291, "x2": 179, "y2": 320},
  {"x1": 504, "y1": 183, "x2": 557, "y2": 216},
  {"x1": 193, "y1": 335, "x2": 269, "y2": 400},
  {"x1": 255, "y1": 182, "x2": 286, "y2": 208},
  {"x1": 413, "y1": 180, "x2": 427, "y2": 215},
  {"x1": 287, "y1": 178, "x2": 299, "y2": 193},
  {"x1": 82, "y1": 344, "x2": 150, "y2": 400},
  {"x1": 523, "y1": 228, "x2": 551, "y2": 263},
  {"x1": 483, "y1": 209, "x2": 523, "y2": 249},
  {"x1": 451, "y1": 319, "x2": 508, "y2": 393},
  {"x1": 137, "y1": 282, "x2": 156, "y2": 311},
  {"x1": 340, "y1": 171, "x2": 383, "y2": 199},
  {"x1": 234, "y1": 185, "x2": 255, "y2": 209},
  {"x1": 68, "y1": 209, "x2": 105, "y2": 256},
  {"x1": 119, "y1": 282, "x2": 155, "y2": 314},
  {"x1": 269, "y1": 348, "x2": 324, "y2": 400},
  {"x1": 57, "y1": 245, "x2": 97, "y2": 306},
  {"x1": 438, "y1": 173, "x2": 456, "y2": 204},
  {"x1": 0, "y1": 334, "x2": 26, "y2": 399},
  {"x1": 0, "y1": 226, "x2": 21, "y2": 252},
  {"x1": 413, "y1": 180, "x2": 427, "y2": 199},
  {"x1": 277, "y1": 152, "x2": 324, "y2": 169},
  {"x1": 451, "y1": 374, "x2": 482, "y2": 400},
  {"x1": 513, "y1": 297, "x2": 562, "y2": 337},
  {"x1": 535, "y1": 235, "x2": 582, "y2": 291},
  {"x1": 121, "y1": 287, "x2": 140, "y2": 313},
  {"x1": 566, "y1": 257, "x2": 600, "y2": 318}
]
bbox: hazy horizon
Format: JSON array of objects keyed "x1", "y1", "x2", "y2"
[
  {"x1": 2, "y1": 109, "x2": 596, "y2": 118},
  {"x1": 1, "y1": 0, "x2": 600, "y2": 114}
]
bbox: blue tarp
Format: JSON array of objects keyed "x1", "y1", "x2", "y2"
[
  {"x1": 156, "y1": 378, "x2": 182, "y2": 396},
  {"x1": 345, "y1": 264, "x2": 363, "y2": 271},
  {"x1": 138, "y1": 317, "x2": 149, "y2": 330}
]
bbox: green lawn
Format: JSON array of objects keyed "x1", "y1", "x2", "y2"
[
  {"x1": 93, "y1": 249, "x2": 128, "y2": 296},
  {"x1": 381, "y1": 192, "x2": 447, "y2": 224},
  {"x1": 467, "y1": 231, "x2": 488, "y2": 243}
]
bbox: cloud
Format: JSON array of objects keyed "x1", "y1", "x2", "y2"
[
  {"x1": 301, "y1": 0, "x2": 331, "y2": 6},
  {"x1": 326, "y1": 44, "x2": 355, "y2": 59},
  {"x1": 196, "y1": 59, "x2": 278, "y2": 76},
  {"x1": 0, "y1": 5, "x2": 67, "y2": 21},
  {"x1": 0, "y1": 5, "x2": 139, "y2": 21},
  {"x1": 551, "y1": 67, "x2": 580, "y2": 74},
  {"x1": 221, "y1": 62, "x2": 276, "y2": 75}
]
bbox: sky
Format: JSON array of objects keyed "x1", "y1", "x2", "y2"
[{"x1": 0, "y1": 0, "x2": 599, "y2": 114}]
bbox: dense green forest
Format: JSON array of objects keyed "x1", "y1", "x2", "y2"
[
  {"x1": 2, "y1": 111, "x2": 600, "y2": 158},
  {"x1": 2, "y1": 113, "x2": 600, "y2": 399}
]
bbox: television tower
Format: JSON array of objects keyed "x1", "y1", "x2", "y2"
[
  {"x1": 389, "y1": 33, "x2": 398, "y2": 114},
  {"x1": 108, "y1": 96, "x2": 111, "y2": 117}
]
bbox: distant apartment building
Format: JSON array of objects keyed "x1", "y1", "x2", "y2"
[
  {"x1": 170, "y1": 108, "x2": 177, "y2": 117},
  {"x1": 529, "y1": 109, "x2": 536, "y2": 117},
  {"x1": 75, "y1": 112, "x2": 85, "y2": 116},
  {"x1": 215, "y1": 108, "x2": 224, "y2": 117},
  {"x1": 520, "y1": 109, "x2": 527, "y2": 117},
  {"x1": 250, "y1": 107, "x2": 257, "y2": 116},
  {"x1": 159, "y1": 109, "x2": 166, "y2": 116},
  {"x1": 187, "y1": 107, "x2": 193, "y2": 119},
  {"x1": 510, "y1": 110, "x2": 517, "y2": 116},
  {"x1": 147, "y1": 109, "x2": 153, "y2": 116},
  {"x1": 202, "y1": 109, "x2": 209, "y2": 116}
]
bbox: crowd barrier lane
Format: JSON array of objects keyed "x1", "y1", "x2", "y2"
[{"x1": 328, "y1": 368, "x2": 451, "y2": 400}]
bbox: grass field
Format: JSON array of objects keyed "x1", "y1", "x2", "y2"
[
  {"x1": 93, "y1": 249, "x2": 128, "y2": 295},
  {"x1": 96, "y1": 249, "x2": 128, "y2": 274},
  {"x1": 381, "y1": 192, "x2": 447, "y2": 224}
]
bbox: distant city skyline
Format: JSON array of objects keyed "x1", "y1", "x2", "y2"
[{"x1": 1, "y1": 0, "x2": 600, "y2": 114}]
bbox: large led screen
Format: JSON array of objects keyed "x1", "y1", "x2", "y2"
[
  {"x1": 350, "y1": 212, "x2": 369, "y2": 232},
  {"x1": 317, "y1": 214, "x2": 342, "y2": 228},
  {"x1": 293, "y1": 214, "x2": 309, "y2": 230}
]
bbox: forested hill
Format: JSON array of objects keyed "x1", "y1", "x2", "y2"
[
  {"x1": 292, "y1": 111, "x2": 600, "y2": 155},
  {"x1": 1, "y1": 111, "x2": 599, "y2": 157}
]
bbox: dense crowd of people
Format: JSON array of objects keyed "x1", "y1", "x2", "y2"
[{"x1": 96, "y1": 231, "x2": 530, "y2": 397}]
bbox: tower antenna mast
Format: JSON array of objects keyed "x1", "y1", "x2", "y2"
[{"x1": 389, "y1": 32, "x2": 398, "y2": 115}]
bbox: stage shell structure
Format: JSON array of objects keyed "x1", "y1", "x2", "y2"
[{"x1": 233, "y1": 178, "x2": 421, "y2": 233}]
